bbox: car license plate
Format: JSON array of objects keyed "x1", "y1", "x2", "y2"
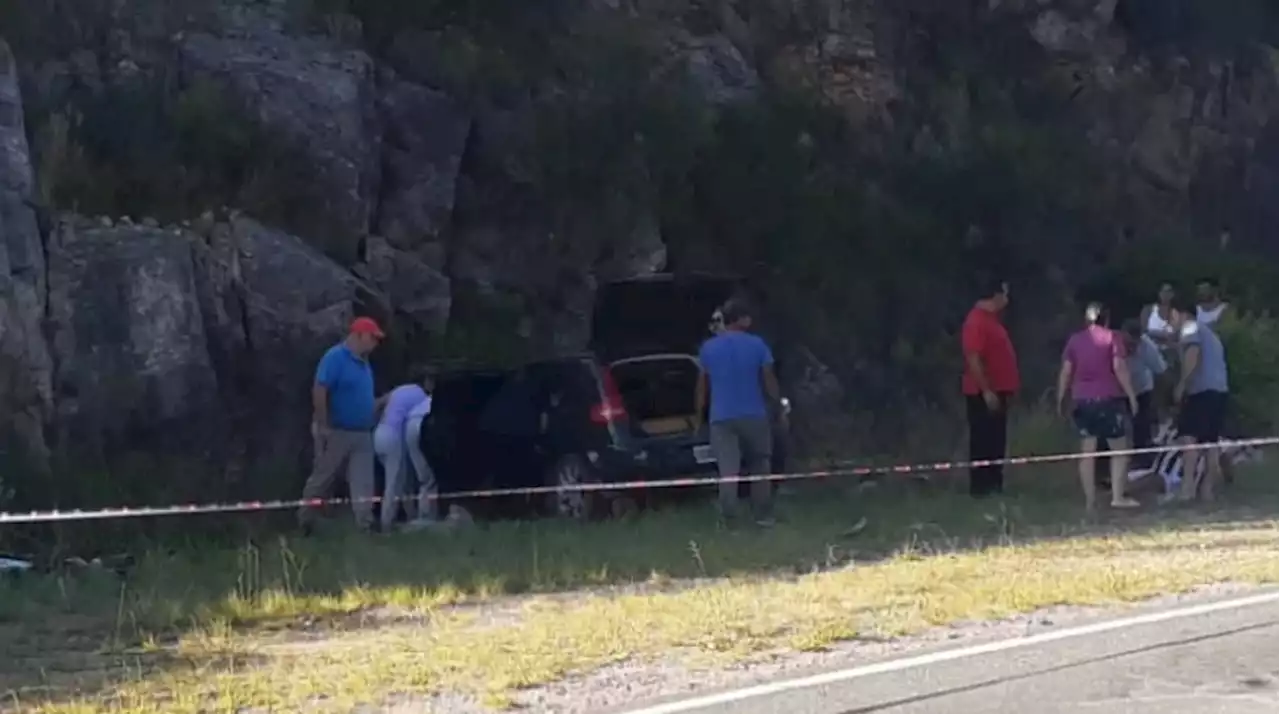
[{"x1": 693, "y1": 445, "x2": 716, "y2": 464}]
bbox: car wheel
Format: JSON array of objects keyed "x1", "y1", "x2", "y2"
[{"x1": 547, "y1": 455, "x2": 598, "y2": 521}]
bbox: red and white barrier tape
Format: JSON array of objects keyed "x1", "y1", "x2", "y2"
[{"x1": 0, "y1": 438, "x2": 1274, "y2": 525}]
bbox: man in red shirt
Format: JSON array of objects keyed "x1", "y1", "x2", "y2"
[{"x1": 960, "y1": 279, "x2": 1020, "y2": 497}]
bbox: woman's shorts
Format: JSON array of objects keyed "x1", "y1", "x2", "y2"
[
  {"x1": 1177, "y1": 390, "x2": 1229, "y2": 443},
  {"x1": 1072, "y1": 397, "x2": 1129, "y2": 440}
]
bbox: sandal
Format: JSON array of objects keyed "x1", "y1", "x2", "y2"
[{"x1": 1110, "y1": 497, "x2": 1141, "y2": 509}]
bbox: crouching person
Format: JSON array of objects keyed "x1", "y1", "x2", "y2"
[
  {"x1": 373, "y1": 370, "x2": 437, "y2": 531},
  {"x1": 404, "y1": 371, "x2": 439, "y2": 524}
]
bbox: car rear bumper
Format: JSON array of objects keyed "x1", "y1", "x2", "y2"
[
  {"x1": 589, "y1": 435, "x2": 716, "y2": 483},
  {"x1": 591, "y1": 429, "x2": 789, "y2": 485}
]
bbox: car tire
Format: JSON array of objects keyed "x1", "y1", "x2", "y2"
[{"x1": 546, "y1": 455, "x2": 602, "y2": 521}]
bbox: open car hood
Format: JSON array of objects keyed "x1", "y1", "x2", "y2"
[{"x1": 590, "y1": 273, "x2": 741, "y2": 361}]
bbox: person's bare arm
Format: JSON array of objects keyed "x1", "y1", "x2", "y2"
[
  {"x1": 1114, "y1": 354, "x2": 1138, "y2": 411},
  {"x1": 1055, "y1": 360, "x2": 1074, "y2": 415},
  {"x1": 373, "y1": 393, "x2": 391, "y2": 420},
  {"x1": 1177, "y1": 344, "x2": 1201, "y2": 400},
  {"x1": 761, "y1": 363, "x2": 782, "y2": 403},
  {"x1": 965, "y1": 352, "x2": 991, "y2": 394},
  {"x1": 694, "y1": 370, "x2": 708, "y2": 425},
  {"x1": 312, "y1": 384, "x2": 329, "y2": 430}
]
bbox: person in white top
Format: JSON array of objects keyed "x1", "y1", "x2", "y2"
[
  {"x1": 404, "y1": 375, "x2": 439, "y2": 523},
  {"x1": 1139, "y1": 282, "x2": 1178, "y2": 348},
  {"x1": 1194, "y1": 277, "x2": 1229, "y2": 326}
]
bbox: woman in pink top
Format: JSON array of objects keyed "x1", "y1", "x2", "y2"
[{"x1": 1056, "y1": 303, "x2": 1141, "y2": 511}]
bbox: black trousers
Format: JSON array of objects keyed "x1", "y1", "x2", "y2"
[{"x1": 966, "y1": 392, "x2": 1010, "y2": 497}]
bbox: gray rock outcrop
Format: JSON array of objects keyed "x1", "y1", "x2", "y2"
[
  {"x1": 45, "y1": 213, "x2": 385, "y2": 492},
  {"x1": 178, "y1": 27, "x2": 382, "y2": 265},
  {"x1": 0, "y1": 40, "x2": 54, "y2": 469}
]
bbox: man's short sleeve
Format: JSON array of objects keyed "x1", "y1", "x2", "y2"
[
  {"x1": 697, "y1": 340, "x2": 712, "y2": 370},
  {"x1": 961, "y1": 315, "x2": 985, "y2": 356},
  {"x1": 756, "y1": 336, "x2": 775, "y2": 367},
  {"x1": 315, "y1": 348, "x2": 341, "y2": 388}
]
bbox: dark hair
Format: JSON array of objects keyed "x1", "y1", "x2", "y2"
[
  {"x1": 1196, "y1": 277, "x2": 1220, "y2": 288},
  {"x1": 720, "y1": 299, "x2": 752, "y2": 324},
  {"x1": 1121, "y1": 318, "x2": 1142, "y2": 339},
  {"x1": 978, "y1": 277, "x2": 1008, "y2": 300},
  {"x1": 406, "y1": 364, "x2": 438, "y2": 384},
  {"x1": 1171, "y1": 299, "x2": 1197, "y2": 316},
  {"x1": 1083, "y1": 301, "x2": 1109, "y2": 326}
]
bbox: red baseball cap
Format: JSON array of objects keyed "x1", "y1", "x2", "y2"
[{"x1": 349, "y1": 316, "x2": 385, "y2": 338}]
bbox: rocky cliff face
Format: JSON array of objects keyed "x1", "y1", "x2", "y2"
[{"x1": 0, "y1": 0, "x2": 1274, "y2": 504}]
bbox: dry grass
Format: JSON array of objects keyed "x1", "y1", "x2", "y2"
[{"x1": 1, "y1": 451, "x2": 1276, "y2": 713}]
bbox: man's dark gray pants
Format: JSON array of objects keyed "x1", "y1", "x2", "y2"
[
  {"x1": 298, "y1": 428, "x2": 375, "y2": 530},
  {"x1": 709, "y1": 417, "x2": 774, "y2": 521}
]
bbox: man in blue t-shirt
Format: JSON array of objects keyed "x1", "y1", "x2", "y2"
[
  {"x1": 298, "y1": 316, "x2": 384, "y2": 533},
  {"x1": 695, "y1": 300, "x2": 785, "y2": 526}
]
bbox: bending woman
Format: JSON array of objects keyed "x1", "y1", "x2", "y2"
[{"x1": 373, "y1": 373, "x2": 433, "y2": 531}]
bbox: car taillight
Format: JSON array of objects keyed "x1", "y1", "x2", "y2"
[{"x1": 590, "y1": 367, "x2": 628, "y2": 424}]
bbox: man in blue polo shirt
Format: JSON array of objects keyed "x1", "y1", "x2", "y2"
[
  {"x1": 298, "y1": 316, "x2": 384, "y2": 533},
  {"x1": 695, "y1": 300, "x2": 785, "y2": 526}
]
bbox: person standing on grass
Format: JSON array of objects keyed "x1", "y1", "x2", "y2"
[
  {"x1": 1188, "y1": 279, "x2": 1236, "y2": 488},
  {"x1": 1171, "y1": 304, "x2": 1230, "y2": 502},
  {"x1": 960, "y1": 278, "x2": 1020, "y2": 498},
  {"x1": 1056, "y1": 303, "x2": 1141, "y2": 511},
  {"x1": 298, "y1": 317, "x2": 384, "y2": 535},
  {"x1": 372, "y1": 371, "x2": 433, "y2": 532},
  {"x1": 404, "y1": 371, "x2": 439, "y2": 524},
  {"x1": 695, "y1": 300, "x2": 786, "y2": 527},
  {"x1": 1120, "y1": 318, "x2": 1167, "y2": 475}
]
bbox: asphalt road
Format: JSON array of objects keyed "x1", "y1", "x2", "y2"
[{"x1": 619, "y1": 591, "x2": 1279, "y2": 714}]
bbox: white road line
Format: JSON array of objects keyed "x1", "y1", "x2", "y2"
[{"x1": 619, "y1": 591, "x2": 1280, "y2": 714}]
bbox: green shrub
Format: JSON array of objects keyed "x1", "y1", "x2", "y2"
[
  {"x1": 31, "y1": 76, "x2": 311, "y2": 227},
  {"x1": 1215, "y1": 311, "x2": 1278, "y2": 435},
  {"x1": 0, "y1": 0, "x2": 220, "y2": 71}
]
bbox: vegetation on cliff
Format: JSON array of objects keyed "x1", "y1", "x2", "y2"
[{"x1": 0, "y1": 0, "x2": 1274, "y2": 496}]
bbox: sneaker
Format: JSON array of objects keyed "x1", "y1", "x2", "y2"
[
  {"x1": 754, "y1": 517, "x2": 777, "y2": 528},
  {"x1": 1126, "y1": 467, "x2": 1153, "y2": 480}
]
